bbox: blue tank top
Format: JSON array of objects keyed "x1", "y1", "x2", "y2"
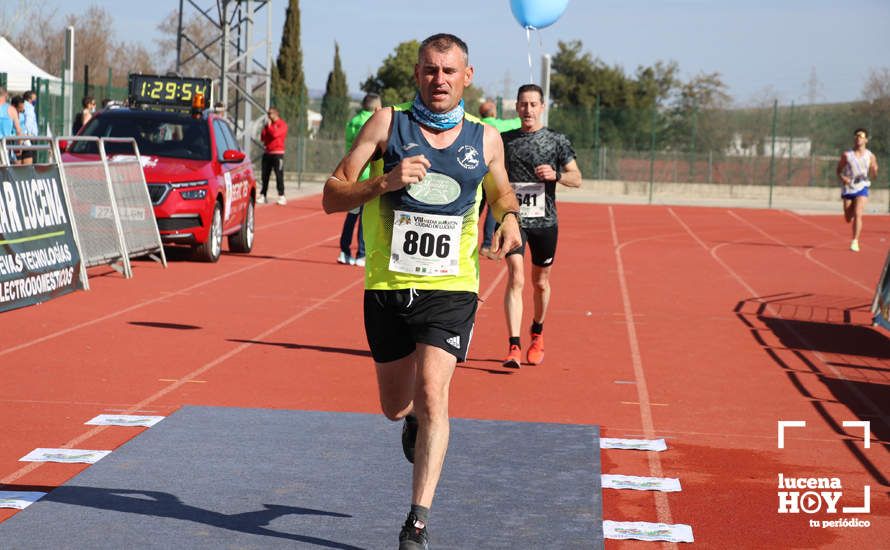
[
  {"x1": 0, "y1": 104, "x2": 14, "y2": 137},
  {"x1": 362, "y1": 103, "x2": 489, "y2": 292}
]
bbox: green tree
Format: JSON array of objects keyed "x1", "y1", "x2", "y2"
[
  {"x1": 667, "y1": 72, "x2": 733, "y2": 152},
  {"x1": 549, "y1": 40, "x2": 693, "y2": 150},
  {"x1": 462, "y1": 84, "x2": 483, "y2": 118},
  {"x1": 362, "y1": 40, "x2": 419, "y2": 106},
  {"x1": 272, "y1": 0, "x2": 307, "y2": 134},
  {"x1": 361, "y1": 39, "x2": 484, "y2": 114},
  {"x1": 319, "y1": 42, "x2": 350, "y2": 139},
  {"x1": 856, "y1": 67, "x2": 890, "y2": 158}
]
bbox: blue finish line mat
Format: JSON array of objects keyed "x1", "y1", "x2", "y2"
[{"x1": 0, "y1": 406, "x2": 603, "y2": 549}]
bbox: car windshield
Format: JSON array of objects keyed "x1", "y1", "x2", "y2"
[{"x1": 69, "y1": 113, "x2": 211, "y2": 160}]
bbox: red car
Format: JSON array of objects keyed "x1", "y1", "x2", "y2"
[{"x1": 63, "y1": 108, "x2": 256, "y2": 262}]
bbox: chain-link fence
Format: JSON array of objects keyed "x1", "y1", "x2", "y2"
[
  {"x1": 275, "y1": 100, "x2": 887, "y2": 194},
  {"x1": 19, "y1": 76, "x2": 889, "y2": 204}
]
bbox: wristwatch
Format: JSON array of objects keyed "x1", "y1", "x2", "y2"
[{"x1": 501, "y1": 210, "x2": 521, "y2": 224}]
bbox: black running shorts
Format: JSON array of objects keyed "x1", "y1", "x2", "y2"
[
  {"x1": 505, "y1": 225, "x2": 559, "y2": 267},
  {"x1": 364, "y1": 289, "x2": 477, "y2": 363}
]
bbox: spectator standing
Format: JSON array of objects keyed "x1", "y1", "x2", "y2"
[
  {"x1": 20, "y1": 90, "x2": 38, "y2": 165},
  {"x1": 259, "y1": 106, "x2": 288, "y2": 205},
  {"x1": 338, "y1": 93, "x2": 382, "y2": 266},
  {"x1": 72, "y1": 96, "x2": 95, "y2": 135},
  {"x1": 0, "y1": 89, "x2": 22, "y2": 164}
]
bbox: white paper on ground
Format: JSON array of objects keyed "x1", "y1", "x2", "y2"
[
  {"x1": 603, "y1": 520, "x2": 694, "y2": 543},
  {"x1": 600, "y1": 438, "x2": 667, "y2": 451},
  {"x1": 85, "y1": 414, "x2": 165, "y2": 427},
  {"x1": 20, "y1": 448, "x2": 111, "y2": 464},
  {"x1": 0, "y1": 491, "x2": 46, "y2": 510},
  {"x1": 602, "y1": 474, "x2": 682, "y2": 492}
]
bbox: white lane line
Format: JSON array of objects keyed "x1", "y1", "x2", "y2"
[
  {"x1": 607, "y1": 206, "x2": 675, "y2": 534},
  {"x1": 727, "y1": 210, "x2": 871, "y2": 292},
  {"x1": 0, "y1": 234, "x2": 339, "y2": 359},
  {"x1": 479, "y1": 265, "x2": 508, "y2": 304},
  {"x1": 1, "y1": 265, "x2": 364, "y2": 485},
  {"x1": 255, "y1": 209, "x2": 323, "y2": 231}
]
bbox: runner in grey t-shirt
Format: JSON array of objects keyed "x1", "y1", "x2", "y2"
[
  {"x1": 500, "y1": 84, "x2": 582, "y2": 369},
  {"x1": 501, "y1": 126, "x2": 575, "y2": 229}
]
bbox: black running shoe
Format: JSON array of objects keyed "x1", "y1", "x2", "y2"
[
  {"x1": 401, "y1": 414, "x2": 418, "y2": 463},
  {"x1": 398, "y1": 512, "x2": 430, "y2": 549}
]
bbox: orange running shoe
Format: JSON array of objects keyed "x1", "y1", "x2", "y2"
[
  {"x1": 502, "y1": 344, "x2": 522, "y2": 368},
  {"x1": 527, "y1": 333, "x2": 545, "y2": 365}
]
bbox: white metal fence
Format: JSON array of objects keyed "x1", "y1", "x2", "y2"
[{"x1": 0, "y1": 135, "x2": 166, "y2": 283}]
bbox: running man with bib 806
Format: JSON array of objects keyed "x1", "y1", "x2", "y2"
[
  {"x1": 836, "y1": 128, "x2": 879, "y2": 252},
  {"x1": 322, "y1": 33, "x2": 521, "y2": 549},
  {"x1": 501, "y1": 84, "x2": 581, "y2": 368}
]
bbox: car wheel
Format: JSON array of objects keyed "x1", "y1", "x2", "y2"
[
  {"x1": 195, "y1": 202, "x2": 223, "y2": 262},
  {"x1": 228, "y1": 198, "x2": 254, "y2": 253}
]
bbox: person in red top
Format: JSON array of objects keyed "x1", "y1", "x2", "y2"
[{"x1": 260, "y1": 106, "x2": 288, "y2": 205}]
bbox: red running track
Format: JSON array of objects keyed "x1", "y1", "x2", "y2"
[{"x1": 1, "y1": 195, "x2": 887, "y2": 549}]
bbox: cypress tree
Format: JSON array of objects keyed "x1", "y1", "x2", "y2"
[
  {"x1": 319, "y1": 42, "x2": 350, "y2": 139},
  {"x1": 272, "y1": 0, "x2": 307, "y2": 134}
]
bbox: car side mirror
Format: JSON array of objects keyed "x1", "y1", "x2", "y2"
[
  {"x1": 58, "y1": 140, "x2": 68, "y2": 152},
  {"x1": 222, "y1": 149, "x2": 245, "y2": 163}
]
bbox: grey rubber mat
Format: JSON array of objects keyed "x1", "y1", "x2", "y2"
[{"x1": 0, "y1": 406, "x2": 603, "y2": 549}]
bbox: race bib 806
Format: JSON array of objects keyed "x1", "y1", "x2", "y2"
[{"x1": 389, "y1": 210, "x2": 462, "y2": 276}]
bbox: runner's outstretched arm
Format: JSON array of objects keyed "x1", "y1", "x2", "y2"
[
  {"x1": 322, "y1": 108, "x2": 431, "y2": 213},
  {"x1": 481, "y1": 124, "x2": 522, "y2": 258}
]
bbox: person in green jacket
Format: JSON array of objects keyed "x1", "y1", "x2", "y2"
[
  {"x1": 339, "y1": 93, "x2": 382, "y2": 266},
  {"x1": 478, "y1": 101, "x2": 520, "y2": 257}
]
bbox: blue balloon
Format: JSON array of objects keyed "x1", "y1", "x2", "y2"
[{"x1": 510, "y1": 0, "x2": 570, "y2": 29}]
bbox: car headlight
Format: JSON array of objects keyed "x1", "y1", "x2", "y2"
[{"x1": 171, "y1": 180, "x2": 208, "y2": 200}]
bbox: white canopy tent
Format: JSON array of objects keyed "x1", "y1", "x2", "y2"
[{"x1": 0, "y1": 36, "x2": 60, "y2": 91}]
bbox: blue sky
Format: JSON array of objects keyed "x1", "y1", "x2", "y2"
[{"x1": 30, "y1": 0, "x2": 890, "y2": 105}]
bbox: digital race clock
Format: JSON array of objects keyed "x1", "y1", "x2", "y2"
[{"x1": 128, "y1": 74, "x2": 212, "y2": 108}]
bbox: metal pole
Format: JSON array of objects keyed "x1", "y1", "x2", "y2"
[
  {"x1": 83, "y1": 64, "x2": 89, "y2": 100},
  {"x1": 242, "y1": 0, "x2": 254, "y2": 156},
  {"x1": 787, "y1": 101, "x2": 794, "y2": 183},
  {"x1": 265, "y1": 0, "x2": 272, "y2": 114},
  {"x1": 63, "y1": 27, "x2": 74, "y2": 136},
  {"x1": 540, "y1": 54, "x2": 551, "y2": 127},
  {"x1": 176, "y1": 0, "x2": 184, "y2": 73},
  {"x1": 648, "y1": 106, "x2": 656, "y2": 204},
  {"x1": 221, "y1": 1, "x2": 230, "y2": 114},
  {"x1": 594, "y1": 95, "x2": 600, "y2": 180},
  {"x1": 768, "y1": 99, "x2": 778, "y2": 208},
  {"x1": 106, "y1": 67, "x2": 112, "y2": 101},
  {"x1": 708, "y1": 150, "x2": 713, "y2": 183},
  {"x1": 689, "y1": 99, "x2": 697, "y2": 181}
]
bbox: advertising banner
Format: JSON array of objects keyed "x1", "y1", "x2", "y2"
[{"x1": 0, "y1": 164, "x2": 84, "y2": 313}]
